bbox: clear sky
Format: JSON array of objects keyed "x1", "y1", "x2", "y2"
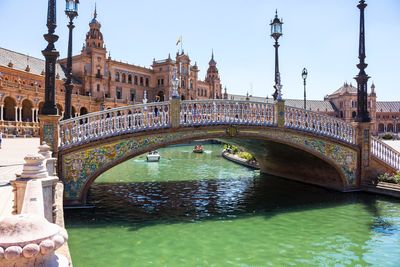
[{"x1": 0, "y1": 0, "x2": 399, "y2": 101}]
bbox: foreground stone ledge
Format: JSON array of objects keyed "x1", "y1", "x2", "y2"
[{"x1": 0, "y1": 214, "x2": 68, "y2": 267}]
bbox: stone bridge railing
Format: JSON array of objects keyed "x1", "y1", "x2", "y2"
[
  {"x1": 284, "y1": 106, "x2": 356, "y2": 144},
  {"x1": 371, "y1": 136, "x2": 400, "y2": 171},
  {"x1": 59, "y1": 99, "x2": 357, "y2": 149}
]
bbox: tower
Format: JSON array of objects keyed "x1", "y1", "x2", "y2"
[
  {"x1": 205, "y1": 51, "x2": 222, "y2": 99},
  {"x1": 82, "y1": 5, "x2": 107, "y2": 99}
]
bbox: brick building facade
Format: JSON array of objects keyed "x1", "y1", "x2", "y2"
[{"x1": 0, "y1": 10, "x2": 223, "y2": 137}]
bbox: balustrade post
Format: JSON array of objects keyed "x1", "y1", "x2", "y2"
[
  {"x1": 353, "y1": 121, "x2": 373, "y2": 185},
  {"x1": 274, "y1": 100, "x2": 285, "y2": 127},
  {"x1": 170, "y1": 98, "x2": 181, "y2": 128}
]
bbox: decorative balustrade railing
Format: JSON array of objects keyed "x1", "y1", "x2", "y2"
[
  {"x1": 371, "y1": 136, "x2": 400, "y2": 171},
  {"x1": 284, "y1": 106, "x2": 356, "y2": 144},
  {"x1": 180, "y1": 100, "x2": 275, "y2": 127},
  {"x1": 59, "y1": 102, "x2": 170, "y2": 147},
  {"x1": 59, "y1": 99, "x2": 361, "y2": 149}
]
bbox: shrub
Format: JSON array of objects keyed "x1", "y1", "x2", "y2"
[
  {"x1": 378, "y1": 172, "x2": 400, "y2": 184},
  {"x1": 237, "y1": 151, "x2": 254, "y2": 161},
  {"x1": 382, "y1": 134, "x2": 393, "y2": 140}
]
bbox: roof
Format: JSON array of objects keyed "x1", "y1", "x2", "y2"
[
  {"x1": 0, "y1": 47, "x2": 66, "y2": 80},
  {"x1": 228, "y1": 94, "x2": 335, "y2": 112},
  {"x1": 330, "y1": 82, "x2": 357, "y2": 96},
  {"x1": 376, "y1": 102, "x2": 400, "y2": 113}
]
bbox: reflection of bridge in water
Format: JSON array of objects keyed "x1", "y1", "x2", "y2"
[{"x1": 56, "y1": 99, "x2": 400, "y2": 205}]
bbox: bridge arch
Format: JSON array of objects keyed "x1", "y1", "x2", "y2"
[{"x1": 59, "y1": 125, "x2": 359, "y2": 205}]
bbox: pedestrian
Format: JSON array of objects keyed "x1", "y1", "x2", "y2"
[{"x1": 0, "y1": 131, "x2": 3, "y2": 149}]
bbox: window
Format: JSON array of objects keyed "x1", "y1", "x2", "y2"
[
  {"x1": 97, "y1": 84, "x2": 100, "y2": 92},
  {"x1": 128, "y1": 75, "x2": 132, "y2": 84},
  {"x1": 130, "y1": 89, "x2": 136, "y2": 102},
  {"x1": 181, "y1": 80, "x2": 185, "y2": 89},
  {"x1": 97, "y1": 69, "x2": 101, "y2": 77},
  {"x1": 116, "y1": 87, "x2": 122, "y2": 99},
  {"x1": 145, "y1": 78, "x2": 149, "y2": 87},
  {"x1": 122, "y1": 73, "x2": 126, "y2": 83},
  {"x1": 134, "y1": 76, "x2": 138, "y2": 85},
  {"x1": 352, "y1": 111, "x2": 357, "y2": 118},
  {"x1": 115, "y1": 72, "x2": 120, "y2": 82},
  {"x1": 161, "y1": 79, "x2": 164, "y2": 86},
  {"x1": 140, "y1": 77, "x2": 144, "y2": 86}
]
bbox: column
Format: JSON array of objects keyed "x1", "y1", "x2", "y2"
[
  {"x1": 14, "y1": 106, "x2": 18, "y2": 122},
  {"x1": 36, "y1": 109, "x2": 39, "y2": 123},
  {"x1": 19, "y1": 107, "x2": 22, "y2": 122},
  {"x1": 31, "y1": 108, "x2": 35, "y2": 123},
  {"x1": 0, "y1": 105, "x2": 3, "y2": 121}
]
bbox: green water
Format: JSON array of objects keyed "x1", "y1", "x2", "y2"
[{"x1": 65, "y1": 144, "x2": 400, "y2": 267}]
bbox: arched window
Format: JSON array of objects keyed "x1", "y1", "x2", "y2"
[
  {"x1": 3, "y1": 97, "x2": 16, "y2": 121},
  {"x1": 134, "y1": 76, "x2": 138, "y2": 85},
  {"x1": 21, "y1": 99, "x2": 33, "y2": 122},
  {"x1": 128, "y1": 74, "x2": 132, "y2": 84},
  {"x1": 387, "y1": 123, "x2": 394, "y2": 133},
  {"x1": 115, "y1": 72, "x2": 120, "y2": 82},
  {"x1": 352, "y1": 111, "x2": 357, "y2": 118},
  {"x1": 145, "y1": 78, "x2": 149, "y2": 87},
  {"x1": 122, "y1": 73, "x2": 126, "y2": 83},
  {"x1": 140, "y1": 77, "x2": 144, "y2": 86}
]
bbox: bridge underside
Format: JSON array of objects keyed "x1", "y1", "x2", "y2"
[
  {"x1": 59, "y1": 125, "x2": 360, "y2": 205},
  {"x1": 226, "y1": 139, "x2": 345, "y2": 191}
]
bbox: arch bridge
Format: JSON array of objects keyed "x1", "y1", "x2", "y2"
[{"x1": 54, "y1": 99, "x2": 400, "y2": 205}]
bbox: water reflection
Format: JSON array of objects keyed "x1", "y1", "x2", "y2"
[{"x1": 68, "y1": 174, "x2": 398, "y2": 228}]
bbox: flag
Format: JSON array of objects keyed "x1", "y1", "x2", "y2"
[{"x1": 176, "y1": 36, "x2": 182, "y2": 46}]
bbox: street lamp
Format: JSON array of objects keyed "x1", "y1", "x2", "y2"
[
  {"x1": 302, "y1": 68, "x2": 308, "y2": 109},
  {"x1": 41, "y1": 0, "x2": 59, "y2": 115},
  {"x1": 355, "y1": 0, "x2": 371, "y2": 122},
  {"x1": 270, "y1": 10, "x2": 283, "y2": 101},
  {"x1": 64, "y1": 0, "x2": 79, "y2": 120}
]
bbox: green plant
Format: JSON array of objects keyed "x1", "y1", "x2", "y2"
[
  {"x1": 382, "y1": 134, "x2": 393, "y2": 140},
  {"x1": 377, "y1": 172, "x2": 400, "y2": 184},
  {"x1": 237, "y1": 151, "x2": 254, "y2": 161}
]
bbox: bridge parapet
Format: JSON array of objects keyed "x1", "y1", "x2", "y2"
[
  {"x1": 371, "y1": 136, "x2": 400, "y2": 171},
  {"x1": 58, "y1": 99, "x2": 361, "y2": 149},
  {"x1": 180, "y1": 100, "x2": 275, "y2": 127},
  {"x1": 285, "y1": 106, "x2": 356, "y2": 144},
  {"x1": 59, "y1": 102, "x2": 170, "y2": 148}
]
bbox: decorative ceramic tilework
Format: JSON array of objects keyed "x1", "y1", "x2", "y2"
[{"x1": 43, "y1": 124, "x2": 54, "y2": 151}]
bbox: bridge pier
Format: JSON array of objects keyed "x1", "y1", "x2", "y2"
[
  {"x1": 354, "y1": 121, "x2": 373, "y2": 184},
  {"x1": 39, "y1": 114, "x2": 61, "y2": 156},
  {"x1": 170, "y1": 98, "x2": 181, "y2": 128},
  {"x1": 274, "y1": 100, "x2": 285, "y2": 128}
]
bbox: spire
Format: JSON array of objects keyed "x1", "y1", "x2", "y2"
[
  {"x1": 209, "y1": 49, "x2": 216, "y2": 66},
  {"x1": 94, "y1": 3, "x2": 97, "y2": 19}
]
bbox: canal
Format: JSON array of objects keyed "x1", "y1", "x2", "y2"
[{"x1": 65, "y1": 143, "x2": 400, "y2": 266}]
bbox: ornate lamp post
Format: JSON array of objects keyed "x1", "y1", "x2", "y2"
[
  {"x1": 64, "y1": 0, "x2": 79, "y2": 120},
  {"x1": 171, "y1": 67, "x2": 180, "y2": 99},
  {"x1": 302, "y1": 68, "x2": 308, "y2": 109},
  {"x1": 355, "y1": 0, "x2": 371, "y2": 122},
  {"x1": 270, "y1": 10, "x2": 283, "y2": 101},
  {"x1": 41, "y1": 0, "x2": 59, "y2": 115}
]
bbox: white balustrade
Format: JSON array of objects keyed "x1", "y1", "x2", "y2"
[
  {"x1": 284, "y1": 106, "x2": 356, "y2": 144},
  {"x1": 60, "y1": 99, "x2": 361, "y2": 149},
  {"x1": 59, "y1": 102, "x2": 170, "y2": 148},
  {"x1": 180, "y1": 100, "x2": 275, "y2": 127},
  {"x1": 371, "y1": 137, "x2": 400, "y2": 171}
]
